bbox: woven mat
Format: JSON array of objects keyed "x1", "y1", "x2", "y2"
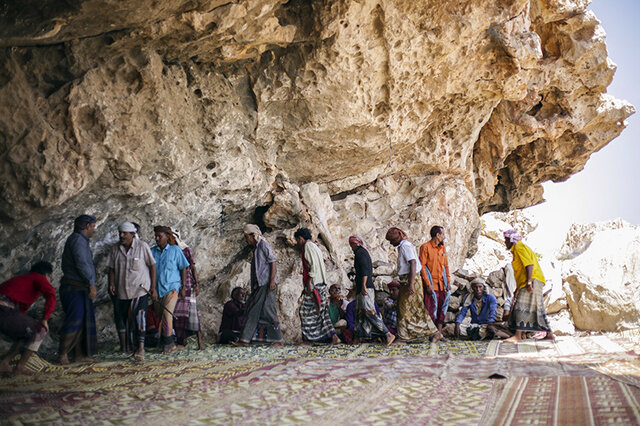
[
  {"x1": 483, "y1": 375, "x2": 640, "y2": 425},
  {"x1": 2, "y1": 333, "x2": 639, "y2": 424}
]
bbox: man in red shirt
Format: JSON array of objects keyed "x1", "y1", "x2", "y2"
[{"x1": 0, "y1": 261, "x2": 56, "y2": 375}]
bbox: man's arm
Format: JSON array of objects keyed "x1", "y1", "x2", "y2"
[
  {"x1": 303, "y1": 244, "x2": 313, "y2": 293},
  {"x1": 418, "y1": 245, "x2": 432, "y2": 294},
  {"x1": 108, "y1": 268, "x2": 116, "y2": 296},
  {"x1": 269, "y1": 261, "x2": 277, "y2": 292},
  {"x1": 37, "y1": 275, "x2": 57, "y2": 323},
  {"x1": 525, "y1": 264, "x2": 534, "y2": 292},
  {"x1": 149, "y1": 264, "x2": 157, "y2": 301},
  {"x1": 408, "y1": 259, "x2": 417, "y2": 295},
  {"x1": 179, "y1": 267, "x2": 187, "y2": 298},
  {"x1": 71, "y1": 238, "x2": 96, "y2": 285},
  {"x1": 486, "y1": 295, "x2": 497, "y2": 323},
  {"x1": 444, "y1": 250, "x2": 451, "y2": 291}
]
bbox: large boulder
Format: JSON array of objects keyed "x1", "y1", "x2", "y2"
[{"x1": 561, "y1": 221, "x2": 640, "y2": 331}]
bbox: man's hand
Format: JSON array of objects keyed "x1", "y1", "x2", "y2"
[
  {"x1": 108, "y1": 283, "x2": 115, "y2": 296},
  {"x1": 408, "y1": 284, "x2": 414, "y2": 295},
  {"x1": 195, "y1": 283, "x2": 200, "y2": 297},
  {"x1": 179, "y1": 286, "x2": 187, "y2": 299},
  {"x1": 89, "y1": 285, "x2": 97, "y2": 299},
  {"x1": 270, "y1": 281, "x2": 276, "y2": 292},
  {"x1": 41, "y1": 319, "x2": 49, "y2": 333},
  {"x1": 424, "y1": 284, "x2": 433, "y2": 295},
  {"x1": 151, "y1": 288, "x2": 158, "y2": 302},
  {"x1": 362, "y1": 288, "x2": 368, "y2": 296},
  {"x1": 526, "y1": 282, "x2": 533, "y2": 293}
]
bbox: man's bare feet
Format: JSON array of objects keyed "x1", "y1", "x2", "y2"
[
  {"x1": 299, "y1": 342, "x2": 312, "y2": 347},
  {"x1": 198, "y1": 342, "x2": 206, "y2": 350},
  {"x1": 58, "y1": 355, "x2": 70, "y2": 365},
  {"x1": 133, "y1": 350, "x2": 145, "y2": 361},
  {"x1": 543, "y1": 332, "x2": 556, "y2": 342},
  {"x1": 231, "y1": 341, "x2": 249, "y2": 347},
  {"x1": 162, "y1": 344, "x2": 185, "y2": 355},
  {"x1": 75, "y1": 356, "x2": 96, "y2": 363},
  {"x1": 14, "y1": 366, "x2": 34, "y2": 375},
  {"x1": 270, "y1": 342, "x2": 284, "y2": 348},
  {"x1": 430, "y1": 332, "x2": 443, "y2": 343},
  {"x1": 505, "y1": 336, "x2": 521, "y2": 343},
  {"x1": 331, "y1": 334, "x2": 341, "y2": 345},
  {"x1": 385, "y1": 334, "x2": 396, "y2": 347}
]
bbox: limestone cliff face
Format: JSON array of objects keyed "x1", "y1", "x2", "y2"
[{"x1": 0, "y1": 0, "x2": 634, "y2": 343}]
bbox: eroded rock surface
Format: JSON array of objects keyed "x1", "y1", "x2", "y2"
[{"x1": 0, "y1": 0, "x2": 633, "y2": 343}]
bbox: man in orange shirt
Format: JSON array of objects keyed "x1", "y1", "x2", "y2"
[{"x1": 419, "y1": 226, "x2": 451, "y2": 337}]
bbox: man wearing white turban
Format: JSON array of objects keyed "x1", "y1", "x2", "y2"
[
  {"x1": 107, "y1": 221, "x2": 156, "y2": 360},
  {"x1": 235, "y1": 224, "x2": 283, "y2": 346}
]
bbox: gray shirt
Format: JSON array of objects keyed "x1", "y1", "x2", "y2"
[
  {"x1": 107, "y1": 238, "x2": 156, "y2": 299},
  {"x1": 61, "y1": 232, "x2": 96, "y2": 286},
  {"x1": 251, "y1": 240, "x2": 277, "y2": 288}
]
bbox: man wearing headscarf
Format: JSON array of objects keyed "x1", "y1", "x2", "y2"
[
  {"x1": 107, "y1": 222, "x2": 156, "y2": 360},
  {"x1": 151, "y1": 225, "x2": 190, "y2": 354},
  {"x1": 503, "y1": 229, "x2": 555, "y2": 342},
  {"x1": 349, "y1": 235, "x2": 395, "y2": 346},
  {"x1": 455, "y1": 278, "x2": 497, "y2": 340},
  {"x1": 385, "y1": 227, "x2": 441, "y2": 342},
  {"x1": 172, "y1": 229, "x2": 204, "y2": 350},
  {"x1": 235, "y1": 224, "x2": 283, "y2": 346},
  {"x1": 58, "y1": 214, "x2": 98, "y2": 365}
]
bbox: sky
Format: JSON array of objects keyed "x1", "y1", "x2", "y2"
[{"x1": 525, "y1": 0, "x2": 640, "y2": 254}]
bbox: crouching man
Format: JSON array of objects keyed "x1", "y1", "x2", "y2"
[
  {"x1": 0, "y1": 261, "x2": 56, "y2": 375},
  {"x1": 455, "y1": 278, "x2": 497, "y2": 340}
]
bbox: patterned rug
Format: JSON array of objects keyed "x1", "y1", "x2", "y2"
[
  {"x1": 483, "y1": 376, "x2": 640, "y2": 425},
  {"x1": 1, "y1": 333, "x2": 639, "y2": 425}
]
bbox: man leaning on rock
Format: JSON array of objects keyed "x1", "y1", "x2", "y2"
[{"x1": 58, "y1": 214, "x2": 98, "y2": 365}]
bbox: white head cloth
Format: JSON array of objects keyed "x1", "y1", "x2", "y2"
[
  {"x1": 243, "y1": 224, "x2": 264, "y2": 241},
  {"x1": 172, "y1": 228, "x2": 188, "y2": 250},
  {"x1": 118, "y1": 222, "x2": 136, "y2": 233}
]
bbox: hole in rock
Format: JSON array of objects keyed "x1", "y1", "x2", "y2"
[
  {"x1": 253, "y1": 205, "x2": 271, "y2": 232},
  {"x1": 194, "y1": 88, "x2": 202, "y2": 97},
  {"x1": 206, "y1": 162, "x2": 216, "y2": 170},
  {"x1": 527, "y1": 101, "x2": 543, "y2": 117},
  {"x1": 488, "y1": 373, "x2": 506, "y2": 380}
]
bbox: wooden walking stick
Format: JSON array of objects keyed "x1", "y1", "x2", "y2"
[{"x1": 139, "y1": 285, "x2": 176, "y2": 320}]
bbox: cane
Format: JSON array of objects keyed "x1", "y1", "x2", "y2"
[{"x1": 139, "y1": 285, "x2": 176, "y2": 320}]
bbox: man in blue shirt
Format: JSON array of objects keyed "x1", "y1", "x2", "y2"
[
  {"x1": 58, "y1": 214, "x2": 98, "y2": 365},
  {"x1": 151, "y1": 226, "x2": 189, "y2": 354},
  {"x1": 455, "y1": 278, "x2": 497, "y2": 340}
]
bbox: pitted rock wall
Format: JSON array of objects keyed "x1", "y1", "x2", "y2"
[{"x1": 0, "y1": 0, "x2": 633, "y2": 344}]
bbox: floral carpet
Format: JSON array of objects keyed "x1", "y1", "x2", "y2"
[{"x1": 0, "y1": 333, "x2": 639, "y2": 425}]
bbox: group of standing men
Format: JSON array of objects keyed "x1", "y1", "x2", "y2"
[{"x1": 0, "y1": 214, "x2": 555, "y2": 374}]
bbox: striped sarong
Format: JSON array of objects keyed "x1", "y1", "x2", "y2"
[
  {"x1": 300, "y1": 283, "x2": 336, "y2": 342},
  {"x1": 508, "y1": 279, "x2": 551, "y2": 332}
]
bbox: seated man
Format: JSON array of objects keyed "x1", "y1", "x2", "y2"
[
  {"x1": 383, "y1": 281, "x2": 400, "y2": 335},
  {"x1": 328, "y1": 284, "x2": 349, "y2": 326},
  {"x1": 455, "y1": 278, "x2": 497, "y2": 340},
  {"x1": 218, "y1": 287, "x2": 246, "y2": 344},
  {"x1": 0, "y1": 261, "x2": 56, "y2": 375}
]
